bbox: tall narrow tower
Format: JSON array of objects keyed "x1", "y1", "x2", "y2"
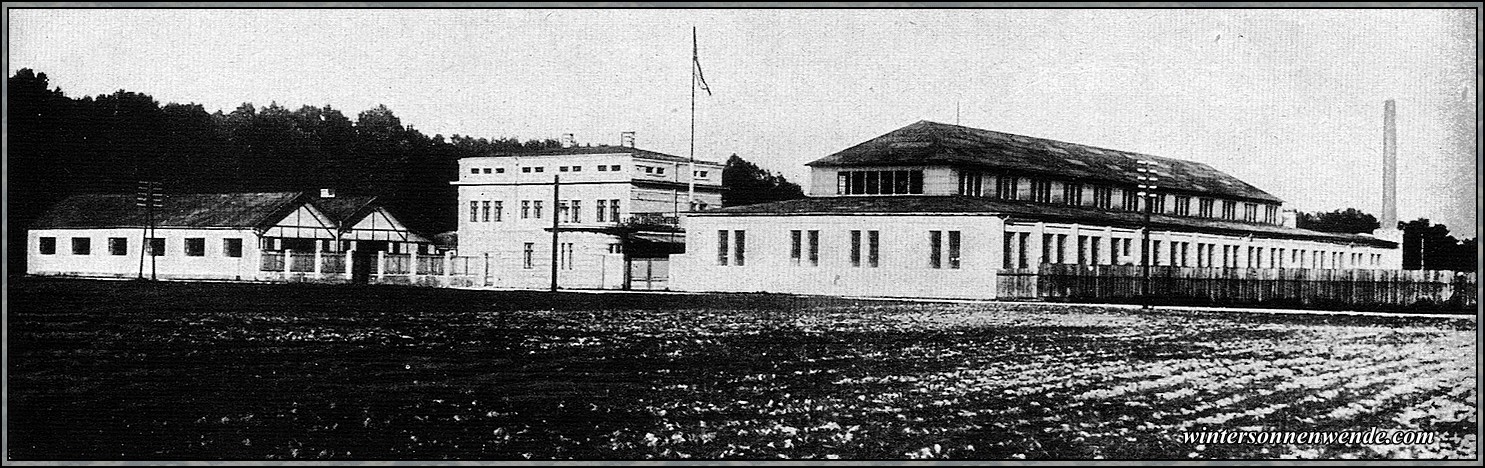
[{"x1": 1381, "y1": 99, "x2": 1398, "y2": 232}]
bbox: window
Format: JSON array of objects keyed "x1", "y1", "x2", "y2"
[
  {"x1": 1042, "y1": 233, "x2": 1054, "y2": 265},
  {"x1": 493, "y1": 201, "x2": 503, "y2": 222},
  {"x1": 807, "y1": 230, "x2": 820, "y2": 266},
  {"x1": 930, "y1": 231, "x2": 943, "y2": 269},
  {"x1": 559, "y1": 243, "x2": 575, "y2": 270},
  {"x1": 558, "y1": 201, "x2": 569, "y2": 222},
  {"x1": 1264, "y1": 205, "x2": 1278, "y2": 224},
  {"x1": 697, "y1": 170, "x2": 708, "y2": 178},
  {"x1": 644, "y1": 166, "x2": 654, "y2": 174},
  {"x1": 1093, "y1": 186, "x2": 1113, "y2": 209},
  {"x1": 533, "y1": 200, "x2": 543, "y2": 218},
  {"x1": 1030, "y1": 179, "x2": 1052, "y2": 203},
  {"x1": 522, "y1": 167, "x2": 532, "y2": 173},
  {"x1": 609, "y1": 243, "x2": 624, "y2": 254},
  {"x1": 958, "y1": 170, "x2": 986, "y2": 196},
  {"x1": 1063, "y1": 183, "x2": 1083, "y2": 205},
  {"x1": 523, "y1": 243, "x2": 535, "y2": 269},
  {"x1": 470, "y1": 168, "x2": 480, "y2": 174},
  {"x1": 496, "y1": 168, "x2": 505, "y2": 174},
  {"x1": 39, "y1": 237, "x2": 56, "y2": 255},
  {"x1": 71, "y1": 237, "x2": 91, "y2": 255},
  {"x1": 611, "y1": 164, "x2": 621, "y2": 171},
  {"x1": 571, "y1": 200, "x2": 581, "y2": 223},
  {"x1": 838, "y1": 170, "x2": 924, "y2": 195},
  {"x1": 534, "y1": 166, "x2": 544, "y2": 173},
  {"x1": 733, "y1": 230, "x2": 745, "y2": 266},
  {"x1": 1222, "y1": 201, "x2": 1237, "y2": 220},
  {"x1": 1121, "y1": 190, "x2": 1140, "y2": 211},
  {"x1": 559, "y1": 166, "x2": 569, "y2": 172},
  {"x1": 995, "y1": 176, "x2": 1018, "y2": 200},
  {"x1": 1151, "y1": 194, "x2": 1166, "y2": 214},
  {"x1": 717, "y1": 230, "x2": 729, "y2": 266},
  {"x1": 1091, "y1": 237, "x2": 1102, "y2": 265},
  {"x1": 483, "y1": 168, "x2": 493, "y2": 174},
  {"x1": 482, "y1": 201, "x2": 491, "y2": 222},
  {"x1": 223, "y1": 238, "x2": 243, "y2": 258},
  {"x1": 610, "y1": 199, "x2": 621, "y2": 223},
  {"x1": 521, "y1": 201, "x2": 531, "y2": 219},
  {"x1": 868, "y1": 230, "x2": 880, "y2": 268},
  {"x1": 1199, "y1": 199, "x2": 1215, "y2": 218},
  {"x1": 948, "y1": 231, "x2": 962, "y2": 269},
  {"x1": 597, "y1": 200, "x2": 608, "y2": 222},
  {"x1": 850, "y1": 230, "x2": 862, "y2": 267},
  {"x1": 598, "y1": 165, "x2": 608, "y2": 172},
  {"x1": 1078, "y1": 236, "x2": 1089, "y2": 265},
  {"x1": 109, "y1": 237, "x2": 128, "y2": 256},
  {"x1": 185, "y1": 238, "x2": 205, "y2": 257},
  {"x1": 1174, "y1": 196, "x2": 1192, "y2": 216},
  {"x1": 1243, "y1": 203, "x2": 1258, "y2": 222},
  {"x1": 572, "y1": 166, "x2": 582, "y2": 172},
  {"x1": 1056, "y1": 234, "x2": 1067, "y2": 264},
  {"x1": 148, "y1": 238, "x2": 165, "y2": 257},
  {"x1": 657, "y1": 167, "x2": 666, "y2": 175},
  {"x1": 470, "y1": 201, "x2": 479, "y2": 222},
  {"x1": 790, "y1": 230, "x2": 803, "y2": 266}
]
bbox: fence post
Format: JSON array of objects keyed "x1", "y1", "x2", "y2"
[
  {"x1": 444, "y1": 251, "x2": 454, "y2": 286},
  {"x1": 376, "y1": 251, "x2": 386, "y2": 283},
  {"x1": 344, "y1": 251, "x2": 354, "y2": 282},
  {"x1": 284, "y1": 249, "x2": 293, "y2": 277},
  {"x1": 314, "y1": 249, "x2": 323, "y2": 279}
]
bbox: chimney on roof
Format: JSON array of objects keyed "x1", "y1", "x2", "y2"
[
  {"x1": 561, "y1": 133, "x2": 576, "y2": 148},
  {"x1": 620, "y1": 131, "x2": 636, "y2": 148},
  {"x1": 1280, "y1": 209, "x2": 1298, "y2": 228},
  {"x1": 1381, "y1": 99, "x2": 1398, "y2": 232},
  {"x1": 320, "y1": 188, "x2": 336, "y2": 198}
]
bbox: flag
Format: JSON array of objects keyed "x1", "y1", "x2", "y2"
[{"x1": 694, "y1": 28, "x2": 712, "y2": 96}]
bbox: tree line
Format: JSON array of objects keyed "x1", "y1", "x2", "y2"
[{"x1": 1292, "y1": 207, "x2": 1474, "y2": 272}]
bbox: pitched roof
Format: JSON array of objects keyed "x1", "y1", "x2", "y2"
[
  {"x1": 808, "y1": 121, "x2": 1281, "y2": 203},
  {"x1": 491, "y1": 145, "x2": 721, "y2": 165},
  {"x1": 30, "y1": 192, "x2": 306, "y2": 230},
  {"x1": 309, "y1": 195, "x2": 379, "y2": 226},
  {"x1": 697, "y1": 196, "x2": 1394, "y2": 247}
]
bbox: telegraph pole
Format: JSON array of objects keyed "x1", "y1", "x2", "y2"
[
  {"x1": 1136, "y1": 160, "x2": 1159, "y2": 310},
  {"x1": 550, "y1": 174, "x2": 561, "y2": 292},
  {"x1": 136, "y1": 180, "x2": 162, "y2": 280}
]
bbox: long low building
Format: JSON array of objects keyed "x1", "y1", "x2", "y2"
[
  {"x1": 670, "y1": 120, "x2": 1401, "y2": 299},
  {"x1": 26, "y1": 191, "x2": 433, "y2": 281}
]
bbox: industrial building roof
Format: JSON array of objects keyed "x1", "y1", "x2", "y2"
[
  {"x1": 696, "y1": 196, "x2": 1395, "y2": 247},
  {"x1": 30, "y1": 192, "x2": 307, "y2": 230},
  {"x1": 492, "y1": 145, "x2": 722, "y2": 166},
  {"x1": 808, "y1": 121, "x2": 1282, "y2": 203}
]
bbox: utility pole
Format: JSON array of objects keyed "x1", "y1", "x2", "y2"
[
  {"x1": 550, "y1": 174, "x2": 561, "y2": 292},
  {"x1": 136, "y1": 180, "x2": 162, "y2": 280},
  {"x1": 1136, "y1": 159, "x2": 1159, "y2": 310}
]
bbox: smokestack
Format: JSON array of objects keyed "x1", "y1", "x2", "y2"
[
  {"x1": 1381, "y1": 99, "x2": 1397, "y2": 231},
  {"x1": 620, "y1": 131, "x2": 636, "y2": 148}
]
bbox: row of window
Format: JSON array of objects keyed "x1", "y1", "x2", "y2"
[
  {"x1": 469, "y1": 199, "x2": 624, "y2": 223},
  {"x1": 38, "y1": 236, "x2": 242, "y2": 258},
  {"x1": 1006, "y1": 232, "x2": 1382, "y2": 269},
  {"x1": 724, "y1": 229, "x2": 964, "y2": 269},
  {"x1": 518, "y1": 242, "x2": 621, "y2": 269},
  {"x1": 836, "y1": 170, "x2": 926, "y2": 195},
  {"x1": 955, "y1": 172, "x2": 1281, "y2": 224}
]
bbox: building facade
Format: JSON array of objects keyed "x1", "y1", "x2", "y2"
[
  {"x1": 454, "y1": 140, "x2": 724, "y2": 289},
  {"x1": 671, "y1": 121, "x2": 1401, "y2": 299},
  {"x1": 27, "y1": 191, "x2": 433, "y2": 281}
]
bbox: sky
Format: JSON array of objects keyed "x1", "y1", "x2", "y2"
[{"x1": 8, "y1": 7, "x2": 1478, "y2": 237}]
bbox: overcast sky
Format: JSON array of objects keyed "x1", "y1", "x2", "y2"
[{"x1": 8, "y1": 8, "x2": 1477, "y2": 236}]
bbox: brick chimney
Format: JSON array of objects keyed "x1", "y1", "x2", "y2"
[{"x1": 1381, "y1": 99, "x2": 1398, "y2": 233}]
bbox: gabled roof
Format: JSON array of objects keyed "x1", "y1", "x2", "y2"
[
  {"x1": 30, "y1": 192, "x2": 306, "y2": 230},
  {"x1": 309, "y1": 195, "x2": 379, "y2": 227},
  {"x1": 697, "y1": 196, "x2": 1394, "y2": 248},
  {"x1": 808, "y1": 121, "x2": 1281, "y2": 203},
  {"x1": 488, "y1": 145, "x2": 722, "y2": 166}
]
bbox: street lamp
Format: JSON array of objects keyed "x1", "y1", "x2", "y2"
[{"x1": 1136, "y1": 160, "x2": 1159, "y2": 309}]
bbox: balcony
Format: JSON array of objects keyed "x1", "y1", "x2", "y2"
[{"x1": 622, "y1": 213, "x2": 680, "y2": 230}]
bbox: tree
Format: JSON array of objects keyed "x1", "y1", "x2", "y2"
[
  {"x1": 1398, "y1": 218, "x2": 1476, "y2": 271},
  {"x1": 721, "y1": 154, "x2": 805, "y2": 207},
  {"x1": 1296, "y1": 208, "x2": 1381, "y2": 234}
]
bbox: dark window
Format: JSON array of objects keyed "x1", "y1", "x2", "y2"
[
  {"x1": 470, "y1": 201, "x2": 479, "y2": 222},
  {"x1": 930, "y1": 230, "x2": 943, "y2": 269},
  {"x1": 523, "y1": 243, "x2": 535, "y2": 269},
  {"x1": 522, "y1": 167, "x2": 532, "y2": 173},
  {"x1": 109, "y1": 237, "x2": 128, "y2": 256},
  {"x1": 521, "y1": 200, "x2": 530, "y2": 219},
  {"x1": 1122, "y1": 190, "x2": 1140, "y2": 211},
  {"x1": 733, "y1": 230, "x2": 746, "y2": 266},
  {"x1": 807, "y1": 230, "x2": 820, "y2": 266},
  {"x1": 717, "y1": 230, "x2": 729, "y2": 266},
  {"x1": 1064, "y1": 183, "x2": 1083, "y2": 205},
  {"x1": 493, "y1": 201, "x2": 503, "y2": 222},
  {"x1": 1199, "y1": 199, "x2": 1215, "y2": 218},
  {"x1": 850, "y1": 230, "x2": 862, "y2": 267},
  {"x1": 1030, "y1": 180, "x2": 1052, "y2": 203},
  {"x1": 39, "y1": 237, "x2": 56, "y2": 255},
  {"x1": 573, "y1": 166, "x2": 582, "y2": 172},
  {"x1": 72, "y1": 237, "x2": 91, "y2": 255},
  {"x1": 1093, "y1": 186, "x2": 1113, "y2": 209},
  {"x1": 483, "y1": 168, "x2": 493, "y2": 174},
  {"x1": 534, "y1": 166, "x2": 544, "y2": 173},
  {"x1": 148, "y1": 238, "x2": 165, "y2": 257},
  {"x1": 185, "y1": 238, "x2": 205, "y2": 256},
  {"x1": 958, "y1": 170, "x2": 985, "y2": 196},
  {"x1": 597, "y1": 200, "x2": 608, "y2": 222},
  {"x1": 496, "y1": 168, "x2": 505, "y2": 174},
  {"x1": 223, "y1": 238, "x2": 243, "y2": 258},
  {"x1": 598, "y1": 165, "x2": 608, "y2": 172},
  {"x1": 840, "y1": 170, "x2": 924, "y2": 195},
  {"x1": 948, "y1": 231, "x2": 961, "y2": 269},
  {"x1": 482, "y1": 201, "x2": 491, "y2": 222},
  {"x1": 470, "y1": 168, "x2": 480, "y2": 174},
  {"x1": 790, "y1": 230, "x2": 802, "y2": 266},
  {"x1": 996, "y1": 176, "x2": 1018, "y2": 200},
  {"x1": 868, "y1": 230, "x2": 880, "y2": 268},
  {"x1": 611, "y1": 165, "x2": 621, "y2": 171},
  {"x1": 533, "y1": 200, "x2": 543, "y2": 218},
  {"x1": 610, "y1": 199, "x2": 620, "y2": 223},
  {"x1": 1175, "y1": 196, "x2": 1192, "y2": 216}
]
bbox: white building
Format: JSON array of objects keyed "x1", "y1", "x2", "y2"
[
  {"x1": 453, "y1": 137, "x2": 724, "y2": 289},
  {"x1": 671, "y1": 121, "x2": 1402, "y2": 299},
  {"x1": 26, "y1": 191, "x2": 433, "y2": 282}
]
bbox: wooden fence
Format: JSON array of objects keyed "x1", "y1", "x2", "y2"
[{"x1": 999, "y1": 264, "x2": 1477, "y2": 311}]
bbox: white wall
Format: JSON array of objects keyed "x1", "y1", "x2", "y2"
[{"x1": 28, "y1": 228, "x2": 261, "y2": 280}]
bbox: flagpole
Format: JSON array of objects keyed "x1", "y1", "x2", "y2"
[{"x1": 688, "y1": 26, "x2": 697, "y2": 212}]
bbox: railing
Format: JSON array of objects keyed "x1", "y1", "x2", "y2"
[
  {"x1": 383, "y1": 254, "x2": 412, "y2": 275},
  {"x1": 289, "y1": 251, "x2": 316, "y2": 273},
  {"x1": 415, "y1": 254, "x2": 445, "y2": 276},
  {"x1": 448, "y1": 256, "x2": 476, "y2": 276},
  {"x1": 1015, "y1": 263, "x2": 1477, "y2": 311},
  {"x1": 260, "y1": 251, "x2": 285, "y2": 272},
  {"x1": 321, "y1": 254, "x2": 346, "y2": 274},
  {"x1": 625, "y1": 213, "x2": 680, "y2": 227}
]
